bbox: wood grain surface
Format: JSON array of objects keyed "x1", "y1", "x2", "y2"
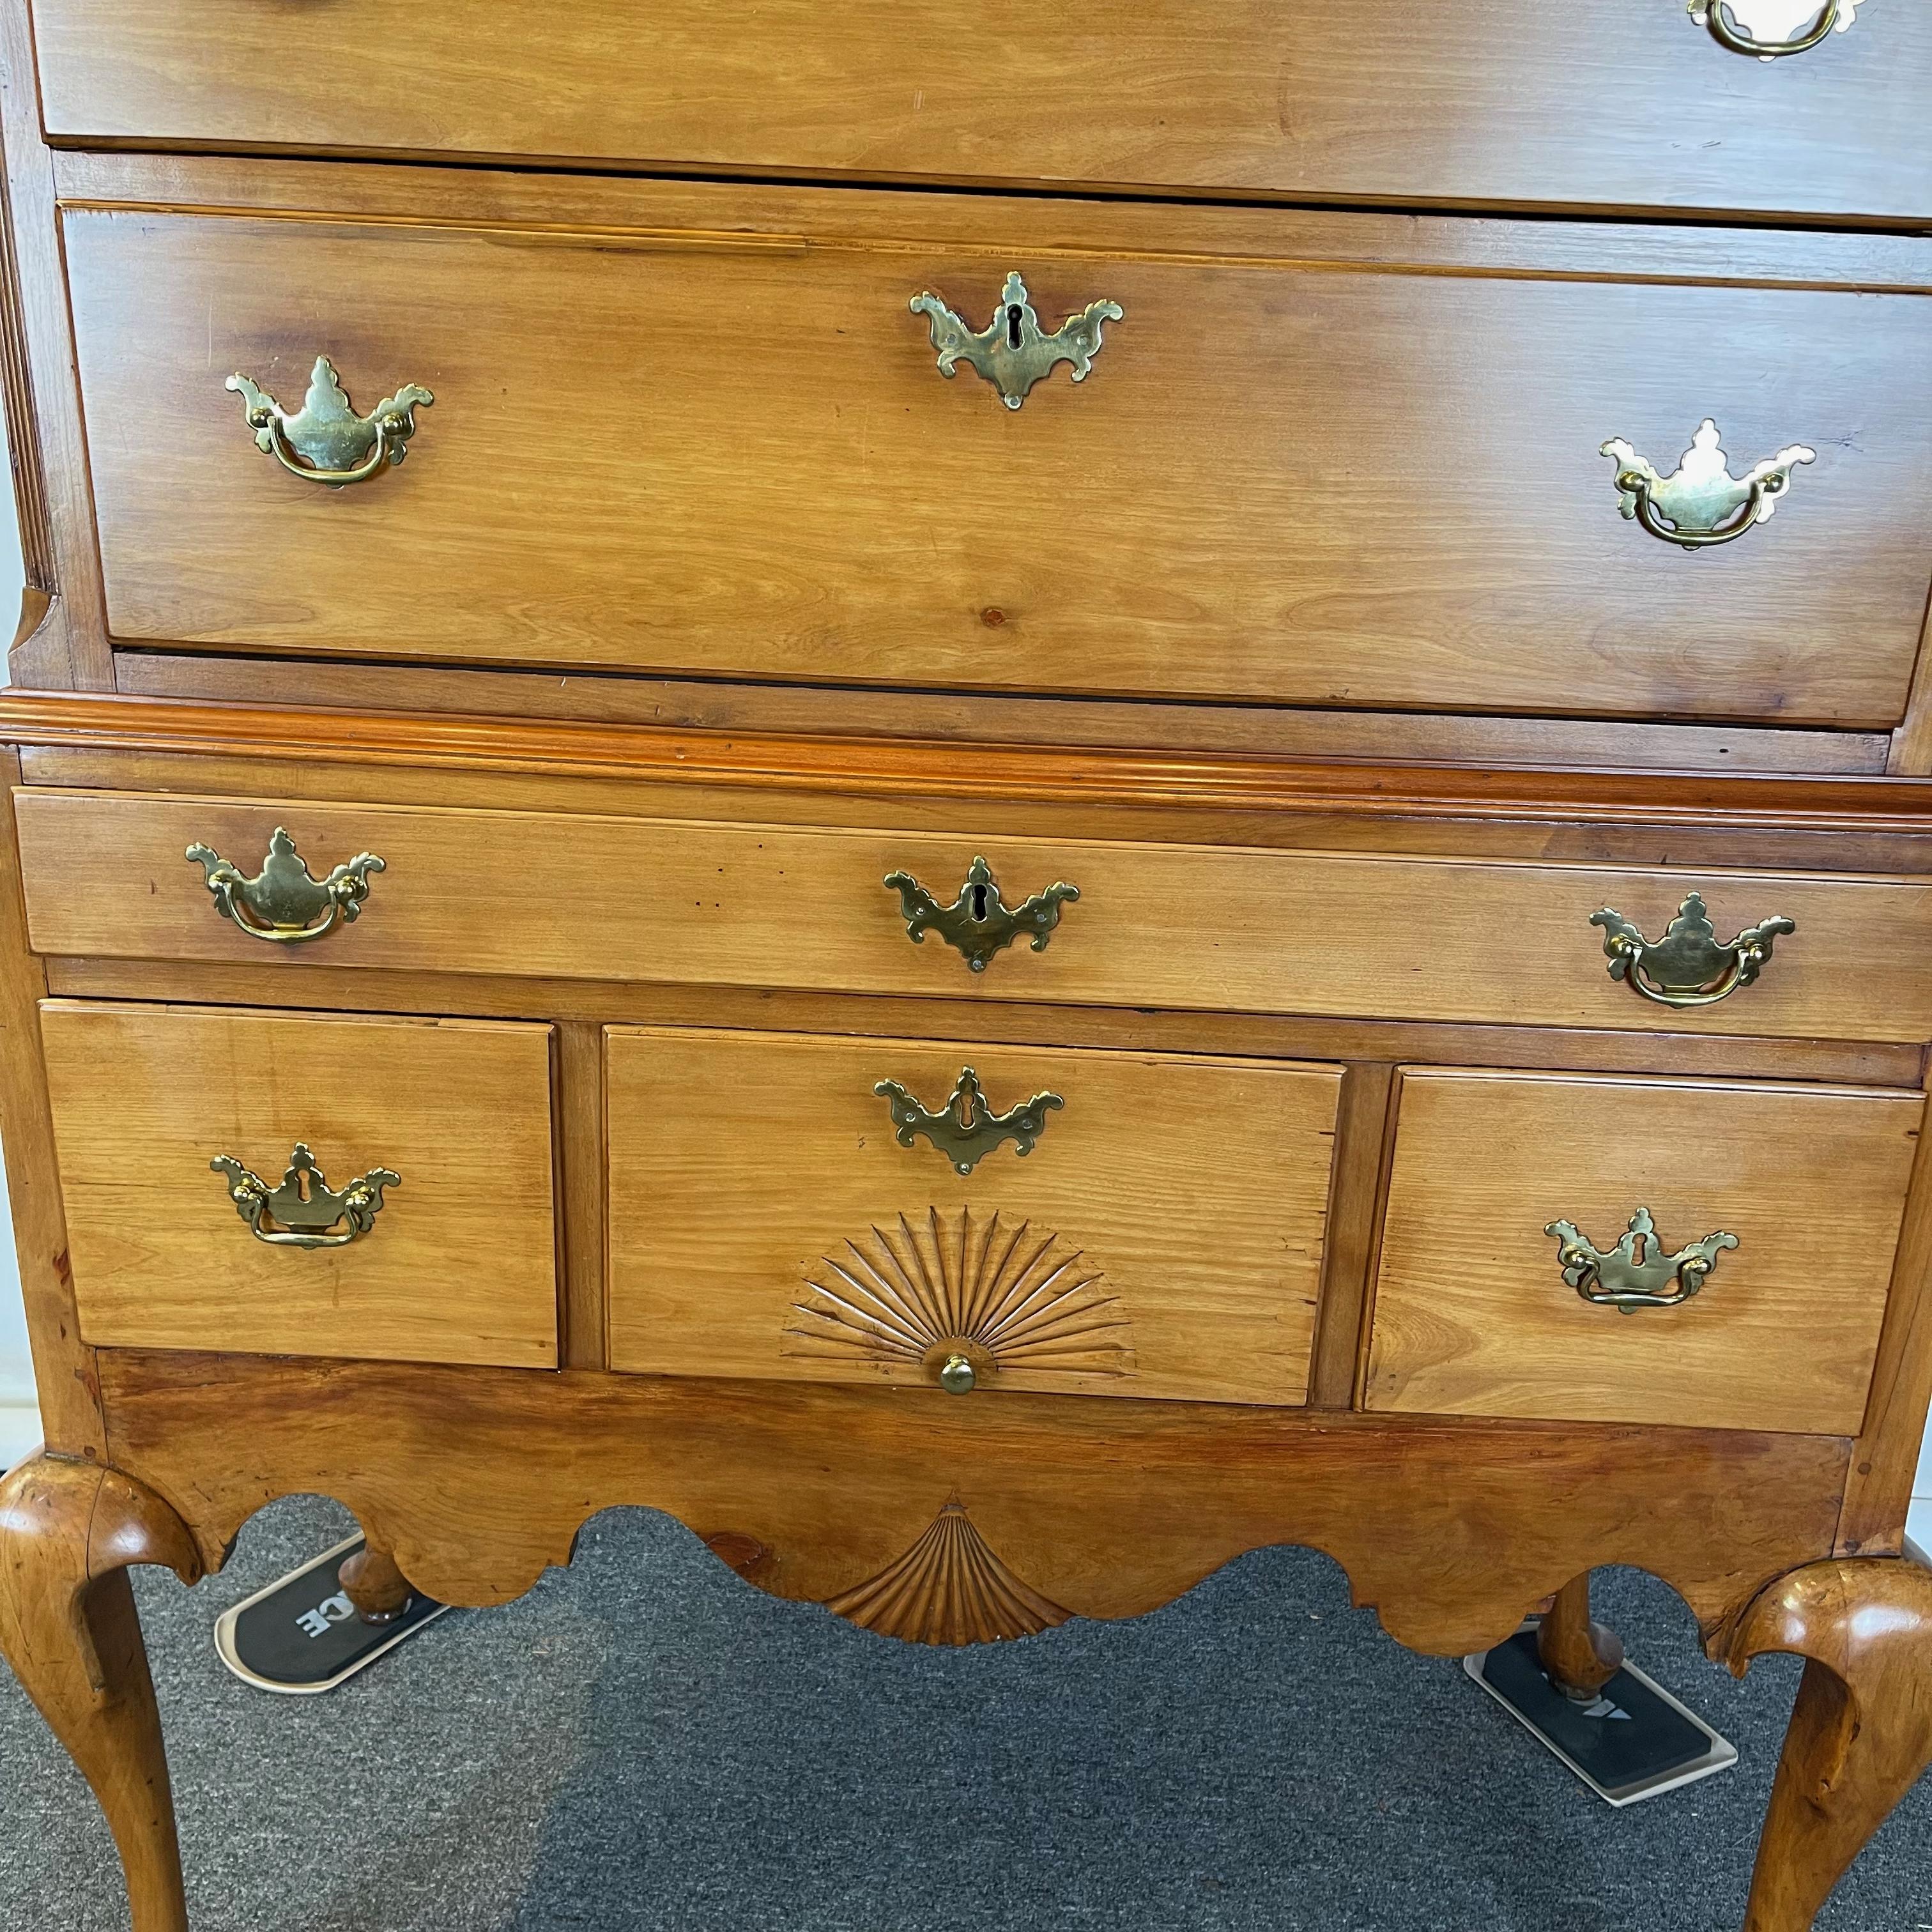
[
  {"x1": 1363, "y1": 1068, "x2": 1923, "y2": 1436},
  {"x1": 13, "y1": 691, "x2": 1932, "y2": 835},
  {"x1": 1724, "y1": 1556, "x2": 1932, "y2": 1931},
  {"x1": 93, "y1": 1348, "x2": 1855, "y2": 1659},
  {"x1": 59, "y1": 200, "x2": 1932, "y2": 724},
  {"x1": 605, "y1": 1027, "x2": 1340, "y2": 1405},
  {"x1": 19, "y1": 786, "x2": 1932, "y2": 1042},
  {"x1": 38, "y1": 1000, "x2": 558, "y2": 1366},
  {"x1": 110, "y1": 651, "x2": 1899, "y2": 779},
  {"x1": 30, "y1": 1, "x2": 1932, "y2": 224}
]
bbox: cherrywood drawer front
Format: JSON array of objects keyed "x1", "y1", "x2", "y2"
[
  {"x1": 604, "y1": 1028, "x2": 1341, "y2": 1405},
  {"x1": 21, "y1": 789, "x2": 1932, "y2": 1043},
  {"x1": 63, "y1": 207, "x2": 1932, "y2": 728},
  {"x1": 34, "y1": 3, "x2": 1932, "y2": 224},
  {"x1": 1364, "y1": 1069, "x2": 1922, "y2": 1436},
  {"x1": 38, "y1": 1001, "x2": 559, "y2": 1367}
]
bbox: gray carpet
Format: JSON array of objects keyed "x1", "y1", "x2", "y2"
[{"x1": 2, "y1": 1497, "x2": 1928, "y2": 1931}]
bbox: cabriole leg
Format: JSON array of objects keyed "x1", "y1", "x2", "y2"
[
  {"x1": 1726, "y1": 1556, "x2": 1932, "y2": 1932},
  {"x1": 0, "y1": 1453, "x2": 206, "y2": 1932}
]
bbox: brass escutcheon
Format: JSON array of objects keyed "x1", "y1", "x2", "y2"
[
  {"x1": 1545, "y1": 1208, "x2": 1738, "y2": 1313},
  {"x1": 187, "y1": 827, "x2": 385, "y2": 944},
  {"x1": 226, "y1": 356, "x2": 433, "y2": 486},
  {"x1": 1590, "y1": 892, "x2": 1795, "y2": 1008},
  {"x1": 910, "y1": 271, "x2": 1122, "y2": 408},
  {"x1": 874, "y1": 1068, "x2": 1062, "y2": 1175},
  {"x1": 1601, "y1": 419, "x2": 1814, "y2": 549},
  {"x1": 210, "y1": 1143, "x2": 400, "y2": 1250},
  {"x1": 1690, "y1": 0, "x2": 1860, "y2": 57},
  {"x1": 883, "y1": 856, "x2": 1079, "y2": 972}
]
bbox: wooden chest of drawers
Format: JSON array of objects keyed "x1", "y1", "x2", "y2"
[{"x1": 1, "y1": 5, "x2": 1930, "y2": 1930}]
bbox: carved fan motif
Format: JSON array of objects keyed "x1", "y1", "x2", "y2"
[
  {"x1": 825, "y1": 1498, "x2": 1073, "y2": 1644},
  {"x1": 783, "y1": 1206, "x2": 1133, "y2": 1386}
]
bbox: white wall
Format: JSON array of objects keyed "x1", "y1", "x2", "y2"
[{"x1": 0, "y1": 431, "x2": 39, "y2": 1469}]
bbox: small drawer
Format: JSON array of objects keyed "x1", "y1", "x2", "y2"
[
  {"x1": 604, "y1": 1026, "x2": 1343, "y2": 1406},
  {"x1": 20, "y1": 788, "x2": 1932, "y2": 1043},
  {"x1": 38, "y1": 1000, "x2": 558, "y2": 1367},
  {"x1": 1362, "y1": 1067, "x2": 1922, "y2": 1436}
]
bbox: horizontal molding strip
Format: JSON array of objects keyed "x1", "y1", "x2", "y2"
[{"x1": 8, "y1": 691, "x2": 1932, "y2": 836}]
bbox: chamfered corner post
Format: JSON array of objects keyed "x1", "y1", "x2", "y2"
[
  {"x1": 0, "y1": 1453, "x2": 206, "y2": 1932},
  {"x1": 1723, "y1": 1555, "x2": 1932, "y2": 1932}
]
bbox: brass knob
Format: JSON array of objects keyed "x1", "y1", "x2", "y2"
[
  {"x1": 1690, "y1": 0, "x2": 1854, "y2": 59},
  {"x1": 939, "y1": 1354, "x2": 977, "y2": 1394}
]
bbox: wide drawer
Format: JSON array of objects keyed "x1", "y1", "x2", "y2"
[
  {"x1": 38, "y1": 1000, "x2": 559, "y2": 1367},
  {"x1": 33, "y1": 2, "x2": 1932, "y2": 225},
  {"x1": 1362, "y1": 1068, "x2": 1922, "y2": 1435},
  {"x1": 62, "y1": 196, "x2": 1932, "y2": 727},
  {"x1": 604, "y1": 1027, "x2": 1341, "y2": 1404},
  {"x1": 20, "y1": 789, "x2": 1932, "y2": 1043}
]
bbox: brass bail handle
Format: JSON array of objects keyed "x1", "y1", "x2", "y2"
[
  {"x1": 1546, "y1": 1209, "x2": 1738, "y2": 1313},
  {"x1": 210, "y1": 1143, "x2": 400, "y2": 1250},
  {"x1": 187, "y1": 827, "x2": 385, "y2": 944},
  {"x1": 1589, "y1": 892, "x2": 1795, "y2": 1009},
  {"x1": 1692, "y1": 0, "x2": 1849, "y2": 57},
  {"x1": 1601, "y1": 420, "x2": 1814, "y2": 550},
  {"x1": 227, "y1": 355, "x2": 433, "y2": 487}
]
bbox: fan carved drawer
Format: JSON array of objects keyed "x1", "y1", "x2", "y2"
[
  {"x1": 36, "y1": 1000, "x2": 560, "y2": 1368},
  {"x1": 602, "y1": 1026, "x2": 1342, "y2": 1407},
  {"x1": 19, "y1": 788, "x2": 1932, "y2": 1041},
  {"x1": 1363, "y1": 1067, "x2": 1923, "y2": 1437}
]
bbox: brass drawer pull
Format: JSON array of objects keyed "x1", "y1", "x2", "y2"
[
  {"x1": 1590, "y1": 891, "x2": 1795, "y2": 1008},
  {"x1": 910, "y1": 271, "x2": 1122, "y2": 409},
  {"x1": 1691, "y1": 0, "x2": 1859, "y2": 57},
  {"x1": 1545, "y1": 1208, "x2": 1738, "y2": 1312},
  {"x1": 883, "y1": 855, "x2": 1079, "y2": 972},
  {"x1": 874, "y1": 1066, "x2": 1062, "y2": 1175},
  {"x1": 187, "y1": 827, "x2": 385, "y2": 944},
  {"x1": 210, "y1": 1142, "x2": 400, "y2": 1250},
  {"x1": 1601, "y1": 418, "x2": 1814, "y2": 548},
  {"x1": 226, "y1": 355, "x2": 433, "y2": 487}
]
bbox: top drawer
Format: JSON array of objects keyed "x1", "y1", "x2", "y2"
[{"x1": 31, "y1": 2, "x2": 1932, "y2": 225}]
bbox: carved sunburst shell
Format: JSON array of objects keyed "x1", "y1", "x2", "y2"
[
  {"x1": 825, "y1": 1498, "x2": 1072, "y2": 1644},
  {"x1": 783, "y1": 1206, "x2": 1133, "y2": 1386}
]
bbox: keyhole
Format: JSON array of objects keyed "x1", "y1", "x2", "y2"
[
  {"x1": 970, "y1": 881, "x2": 989, "y2": 921},
  {"x1": 1006, "y1": 305, "x2": 1023, "y2": 350}
]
